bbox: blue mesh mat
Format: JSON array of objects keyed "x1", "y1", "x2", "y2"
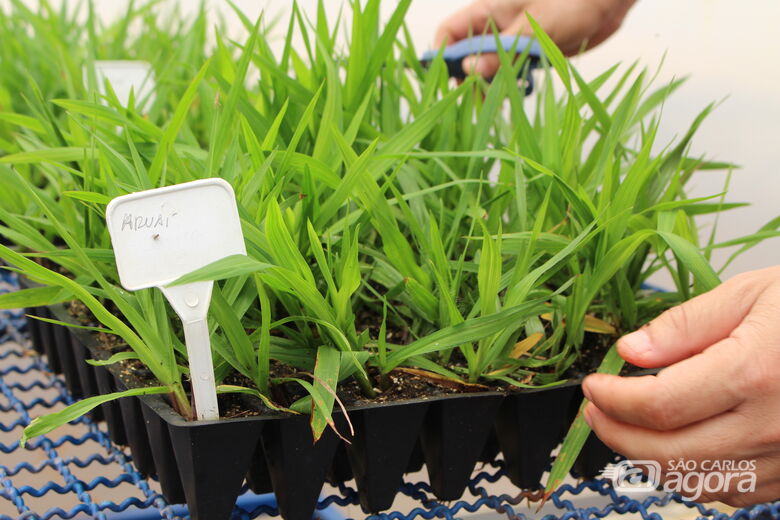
[{"x1": 1, "y1": 269, "x2": 779, "y2": 520}]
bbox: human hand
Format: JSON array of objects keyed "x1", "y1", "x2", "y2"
[
  {"x1": 434, "y1": 0, "x2": 635, "y2": 78},
  {"x1": 582, "y1": 266, "x2": 780, "y2": 505}
]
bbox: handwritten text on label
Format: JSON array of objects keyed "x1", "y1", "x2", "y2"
[{"x1": 120, "y1": 213, "x2": 175, "y2": 232}]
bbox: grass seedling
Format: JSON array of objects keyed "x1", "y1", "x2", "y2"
[{"x1": 0, "y1": 0, "x2": 777, "y2": 463}]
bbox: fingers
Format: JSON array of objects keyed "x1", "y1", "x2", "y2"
[
  {"x1": 434, "y1": 0, "x2": 496, "y2": 78},
  {"x1": 583, "y1": 338, "x2": 746, "y2": 430},
  {"x1": 434, "y1": 1, "x2": 492, "y2": 47},
  {"x1": 717, "y1": 459, "x2": 780, "y2": 507},
  {"x1": 435, "y1": 1, "x2": 533, "y2": 79},
  {"x1": 584, "y1": 404, "x2": 780, "y2": 506},
  {"x1": 583, "y1": 267, "x2": 780, "y2": 506},
  {"x1": 582, "y1": 403, "x2": 752, "y2": 464},
  {"x1": 460, "y1": 16, "x2": 534, "y2": 78},
  {"x1": 617, "y1": 273, "x2": 764, "y2": 368},
  {"x1": 462, "y1": 54, "x2": 501, "y2": 78},
  {"x1": 720, "y1": 481, "x2": 780, "y2": 508}
]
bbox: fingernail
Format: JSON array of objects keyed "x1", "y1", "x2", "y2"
[
  {"x1": 619, "y1": 328, "x2": 653, "y2": 358},
  {"x1": 582, "y1": 377, "x2": 593, "y2": 401},
  {"x1": 582, "y1": 404, "x2": 594, "y2": 428}
]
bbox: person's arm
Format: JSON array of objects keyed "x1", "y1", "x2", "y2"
[
  {"x1": 583, "y1": 266, "x2": 780, "y2": 505},
  {"x1": 435, "y1": 0, "x2": 636, "y2": 77}
]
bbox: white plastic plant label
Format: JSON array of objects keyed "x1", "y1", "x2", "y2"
[
  {"x1": 106, "y1": 178, "x2": 247, "y2": 421},
  {"x1": 105, "y1": 178, "x2": 246, "y2": 290},
  {"x1": 87, "y1": 60, "x2": 156, "y2": 109}
]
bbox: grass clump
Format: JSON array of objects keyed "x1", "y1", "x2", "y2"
[{"x1": 0, "y1": 0, "x2": 777, "y2": 464}]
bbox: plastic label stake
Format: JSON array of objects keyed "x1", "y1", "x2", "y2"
[
  {"x1": 105, "y1": 178, "x2": 247, "y2": 420},
  {"x1": 87, "y1": 60, "x2": 156, "y2": 109}
]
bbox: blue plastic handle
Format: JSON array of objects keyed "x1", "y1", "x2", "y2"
[{"x1": 420, "y1": 34, "x2": 543, "y2": 85}]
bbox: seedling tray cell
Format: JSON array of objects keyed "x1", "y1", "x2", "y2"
[
  {"x1": 166, "y1": 412, "x2": 265, "y2": 520},
  {"x1": 24, "y1": 300, "x2": 640, "y2": 520},
  {"x1": 19, "y1": 282, "x2": 663, "y2": 520},
  {"x1": 35, "y1": 307, "x2": 62, "y2": 374},
  {"x1": 24, "y1": 307, "x2": 45, "y2": 356},
  {"x1": 94, "y1": 364, "x2": 128, "y2": 445},
  {"x1": 139, "y1": 398, "x2": 187, "y2": 504},
  {"x1": 327, "y1": 442, "x2": 355, "y2": 486},
  {"x1": 246, "y1": 440, "x2": 274, "y2": 494},
  {"x1": 51, "y1": 322, "x2": 82, "y2": 398},
  {"x1": 3, "y1": 304, "x2": 779, "y2": 520},
  {"x1": 346, "y1": 400, "x2": 429, "y2": 512},
  {"x1": 117, "y1": 387, "x2": 157, "y2": 478},
  {"x1": 419, "y1": 393, "x2": 504, "y2": 500},
  {"x1": 495, "y1": 384, "x2": 579, "y2": 488},
  {"x1": 260, "y1": 414, "x2": 343, "y2": 520},
  {"x1": 70, "y1": 333, "x2": 103, "y2": 421}
]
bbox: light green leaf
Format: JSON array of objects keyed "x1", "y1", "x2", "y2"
[
  {"x1": 63, "y1": 191, "x2": 112, "y2": 205},
  {"x1": 167, "y1": 255, "x2": 273, "y2": 286},
  {"x1": 0, "y1": 147, "x2": 89, "y2": 164},
  {"x1": 22, "y1": 386, "x2": 170, "y2": 447},
  {"x1": 0, "y1": 286, "x2": 72, "y2": 309},
  {"x1": 310, "y1": 345, "x2": 340, "y2": 441},
  {"x1": 216, "y1": 385, "x2": 297, "y2": 414},
  {"x1": 658, "y1": 231, "x2": 721, "y2": 291},
  {"x1": 544, "y1": 345, "x2": 625, "y2": 498},
  {"x1": 86, "y1": 351, "x2": 139, "y2": 366}
]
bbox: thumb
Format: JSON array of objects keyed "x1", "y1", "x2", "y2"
[{"x1": 618, "y1": 273, "x2": 764, "y2": 367}]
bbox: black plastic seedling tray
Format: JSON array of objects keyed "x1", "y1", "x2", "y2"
[{"x1": 22, "y1": 299, "x2": 623, "y2": 520}]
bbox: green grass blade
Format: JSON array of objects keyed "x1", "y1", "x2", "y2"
[
  {"x1": 544, "y1": 345, "x2": 625, "y2": 498},
  {"x1": 22, "y1": 386, "x2": 169, "y2": 447}
]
